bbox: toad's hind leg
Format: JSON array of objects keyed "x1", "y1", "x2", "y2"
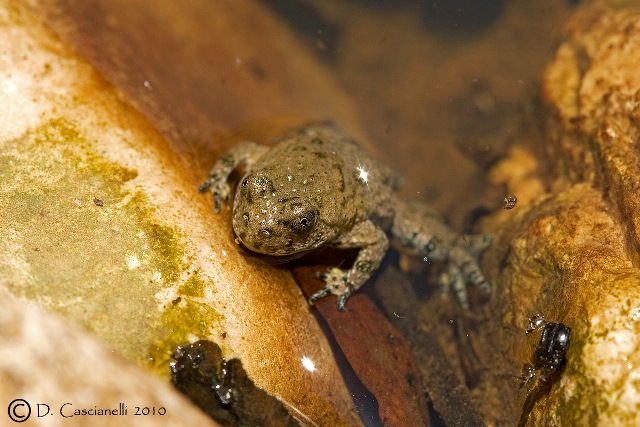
[{"x1": 392, "y1": 200, "x2": 492, "y2": 308}]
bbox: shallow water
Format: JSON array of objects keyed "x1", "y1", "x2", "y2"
[
  {"x1": 264, "y1": 1, "x2": 576, "y2": 425},
  {"x1": 36, "y1": 0, "x2": 579, "y2": 425}
]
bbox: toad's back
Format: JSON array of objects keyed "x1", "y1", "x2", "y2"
[{"x1": 249, "y1": 127, "x2": 398, "y2": 231}]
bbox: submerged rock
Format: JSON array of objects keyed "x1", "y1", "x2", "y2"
[{"x1": 487, "y1": 3, "x2": 640, "y2": 425}]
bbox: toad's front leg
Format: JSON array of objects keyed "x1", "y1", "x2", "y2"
[
  {"x1": 309, "y1": 221, "x2": 388, "y2": 310},
  {"x1": 198, "y1": 141, "x2": 268, "y2": 211}
]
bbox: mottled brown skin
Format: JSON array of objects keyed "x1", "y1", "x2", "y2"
[{"x1": 200, "y1": 125, "x2": 490, "y2": 309}]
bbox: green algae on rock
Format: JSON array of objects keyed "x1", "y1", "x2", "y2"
[{"x1": 0, "y1": 118, "x2": 196, "y2": 364}]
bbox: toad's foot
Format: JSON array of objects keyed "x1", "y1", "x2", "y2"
[
  {"x1": 440, "y1": 234, "x2": 491, "y2": 300},
  {"x1": 198, "y1": 179, "x2": 231, "y2": 212},
  {"x1": 434, "y1": 237, "x2": 492, "y2": 309},
  {"x1": 309, "y1": 267, "x2": 355, "y2": 311},
  {"x1": 310, "y1": 221, "x2": 388, "y2": 310}
]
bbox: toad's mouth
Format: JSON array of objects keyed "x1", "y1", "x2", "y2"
[{"x1": 234, "y1": 238, "x2": 309, "y2": 265}]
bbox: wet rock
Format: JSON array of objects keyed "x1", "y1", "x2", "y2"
[
  {"x1": 0, "y1": 286, "x2": 221, "y2": 427},
  {"x1": 485, "y1": 3, "x2": 640, "y2": 425},
  {"x1": 542, "y1": 2, "x2": 640, "y2": 263},
  {"x1": 35, "y1": 0, "x2": 369, "y2": 171},
  {"x1": 0, "y1": 1, "x2": 364, "y2": 425}
]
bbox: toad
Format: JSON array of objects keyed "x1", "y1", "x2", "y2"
[{"x1": 199, "y1": 125, "x2": 491, "y2": 310}]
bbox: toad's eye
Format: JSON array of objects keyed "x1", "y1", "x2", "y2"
[{"x1": 289, "y1": 203, "x2": 318, "y2": 234}]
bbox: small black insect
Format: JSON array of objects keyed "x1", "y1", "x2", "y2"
[
  {"x1": 519, "y1": 314, "x2": 571, "y2": 386},
  {"x1": 535, "y1": 322, "x2": 571, "y2": 373}
]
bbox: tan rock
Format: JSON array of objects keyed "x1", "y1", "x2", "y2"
[
  {"x1": 0, "y1": 286, "x2": 222, "y2": 426},
  {"x1": 0, "y1": 1, "x2": 362, "y2": 425},
  {"x1": 543, "y1": 2, "x2": 640, "y2": 264},
  {"x1": 489, "y1": 3, "x2": 640, "y2": 425}
]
